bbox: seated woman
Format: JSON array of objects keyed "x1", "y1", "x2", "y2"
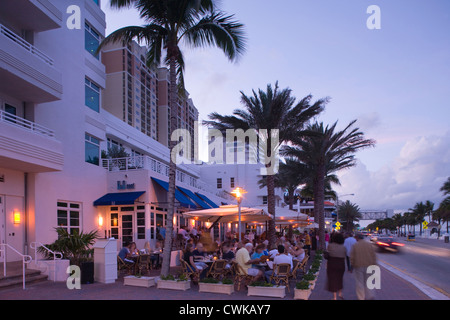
[{"x1": 289, "y1": 243, "x2": 306, "y2": 262}]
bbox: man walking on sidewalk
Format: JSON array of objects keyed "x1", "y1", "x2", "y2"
[{"x1": 350, "y1": 233, "x2": 377, "y2": 300}]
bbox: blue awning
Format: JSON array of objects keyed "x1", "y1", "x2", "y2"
[
  {"x1": 195, "y1": 192, "x2": 219, "y2": 208},
  {"x1": 151, "y1": 177, "x2": 196, "y2": 208},
  {"x1": 177, "y1": 186, "x2": 212, "y2": 209},
  {"x1": 93, "y1": 191, "x2": 145, "y2": 206}
]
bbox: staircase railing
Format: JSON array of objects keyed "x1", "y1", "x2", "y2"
[
  {"x1": 0, "y1": 244, "x2": 33, "y2": 290},
  {"x1": 30, "y1": 242, "x2": 63, "y2": 282}
]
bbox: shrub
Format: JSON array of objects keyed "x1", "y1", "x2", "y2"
[
  {"x1": 222, "y1": 278, "x2": 233, "y2": 285},
  {"x1": 160, "y1": 274, "x2": 175, "y2": 281},
  {"x1": 200, "y1": 278, "x2": 220, "y2": 284},
  {"x1": 303, "y1": 273, "x2": 316, "y2": 281},
  {"x1": 249, "y1": 281, "x2": 274, "y2": 287},
  {"x1": 296, "y1": 280, "x2": 310, "y2": 290}
]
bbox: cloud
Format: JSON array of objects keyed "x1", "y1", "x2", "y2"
[{"x1": 335, "y1": 130, "x2": 450, "y2": 211}]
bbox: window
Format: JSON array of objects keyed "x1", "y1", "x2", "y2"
[
  {"x1": 92, "y1": 0, "x2": 99, "y2": 5},
  {"x1": 230, "y1": 177, "x2": 235, "y2": 188},
  {"x1": 85, "y1": 133, "x2": 100, "y2": 165},
  {"x1": 137, "y1": 206, "x2": 145, "y2": 240},
  {"x1": 85, "y1": 78, "x2": 100, "y2": 112},
  {"x1": 262, "y1": 196, "x2": 268, "y2": 205},
  {"x1": 57, "y1": 201, "x2": 81, "y2": 235},
  {"x1": 217, "y1": 178, "x2": 222, "y2": 189},
  {"x1": 85, "y1": 22, "x2": 100, "y2": 59}
]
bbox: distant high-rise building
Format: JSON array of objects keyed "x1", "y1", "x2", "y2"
[
  {"x1": 101, "y1": 41, "x2": 199, "y2": 155},
  {"x1": 102, "y1": 40, "x2": 158, "y2": 141}
]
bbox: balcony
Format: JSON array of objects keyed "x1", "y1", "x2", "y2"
[
  {"x1": 0, "y1": 23, "x2": 62, "y2": 103},
  {"x1": 0, "y1": 0, "x2": 62, "y2": 32},
  {"x1": 0, "y1": 110, "x2": 63, "y2": 172}
]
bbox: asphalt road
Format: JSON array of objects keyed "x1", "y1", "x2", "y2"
[{"x1": 374, "y1": 237, "x2": 450, "y2": 298}]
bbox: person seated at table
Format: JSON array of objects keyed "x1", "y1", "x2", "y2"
[
  {"x1": 236, "y1": 243, "x2": 264, "y2": 282},
  {"x1": 118, "y1": 242, "x2": 135, "y2": 264},
  {"x1": 192, "y1": 242, "x2": 209, "y2": 270},
  {"x1": 251, "y1": 244, "x2": 266, "y2": 270},
  {"x1": 265, "y1": 245, "x2": 293, "y2": 282},
  {"x1": 289, "y1": 243, "x2": 306, "y2": 261},
  {"x1": 184, "y1": 243, "x2": 207, "y2": 280},
  {"x1": 178, "y1": 226, "x2": 190, "y2": 241},
  {"x1": 220, "y1": 242, "x2": 235, "y2": 270}
]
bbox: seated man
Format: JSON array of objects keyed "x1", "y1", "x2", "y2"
[
  {"x1": 265, "y1": 245, "x2": 293, "y2": 282},
  {"x1": 118, "y1": 242, "x2": 135, "y2": 264},
  {"x1": 236, "y1": 243, "x2": 264, "y2": 281}
]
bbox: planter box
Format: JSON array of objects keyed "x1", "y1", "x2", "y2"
[
  {"x1": 157, "y1": 279, "x2": 191, "y2": 291},
  {"x1": 199, "y1": 282, "x2": 234, "y2": 295},
  {"x1": 124, "y1": 276, "x2": 155, "y2": 288},
  {"x1": 294, "y1": 288, "x2": 311, "y2": 300},
  {"x1": 247, "y1": 285, "x2": 286, "y2": 298},
  {"x1": 308, "y1": 279, "x2": 317, "y2": 290}
]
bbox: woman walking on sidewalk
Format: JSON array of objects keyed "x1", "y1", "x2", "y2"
[{"x1": 325, "y1": 232, "x2": 347, "y2": 300}]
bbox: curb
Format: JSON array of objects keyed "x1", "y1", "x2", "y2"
[{"x1": 378, "y1": 261, "x2": 450, "y2": 300}]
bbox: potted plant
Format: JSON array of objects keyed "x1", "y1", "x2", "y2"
[
  {"x1": 303, "y1": 272, "x2": 317, "y2": 289},
  {"x1": 247, "y1": 281, "x2": 286, "y2": 298},
  {"x1": 294, "y1": 280, "x2": 311, "y2": 300},
  {"x1": 38, "y1": 227, "x2": 99, "y2": 284},
  {"x1": 124, "y1": 269, "x2": 155, "y2": 288},
  {"x1": 198, "y1": 277, "x2": 234, "y2": 295},
  {"x1": 157, "y1": 273, "x2": 191, "y2": 291}
]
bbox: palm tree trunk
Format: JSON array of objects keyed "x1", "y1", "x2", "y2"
[
  {"x1": 161, "y1": 57, "x2": 178, "y2": 277},
  {"x1": 288, "y1": 189, "x2": 295, "y2": 210},
  {"x1": 266, "y1": 172, "x2": 276, "y2": 249},
  {"x1": 315, "y1": 164, "x2": 326, "y2": 251}
]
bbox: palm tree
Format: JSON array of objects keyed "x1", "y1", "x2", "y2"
[
  {"x1": 440, "y1": 177, "x2": 450, "y2": 196},
  {"x1": 282, "y1": 120, "x2": 375, "y2": 250},
  {"x1": 410, "y1": 202, "x2": 427, "y2": 236},
  {"x1": 337, "y1": 200, "x2": 362, "y2": 232},
  {"x1": 424, "y1": 200, "x2": 434, "y2": 223},
  {"x1": 258, "y1": 158, "x2": 308, "y2": 210},
  {"x1": 98, "y1": 0, "x2": 246, "y2": 276},
  {"x1": 205, "y1": 83, "x2": 327, "y2": 247}
]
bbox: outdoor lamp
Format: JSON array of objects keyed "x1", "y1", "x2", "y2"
[
  {"x1": 98, "y1": 216, "x2": 104, "y2": 227},
  {"x1": 231, "y1": 187, "x2": 247, "y2": 242},
  {"x1": 13, "y1": 211, "x2": 21, "y2": 224}
]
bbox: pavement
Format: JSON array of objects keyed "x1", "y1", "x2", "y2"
[{"x1": 0, "y1": 250, "x2": 437, "y2": 302}]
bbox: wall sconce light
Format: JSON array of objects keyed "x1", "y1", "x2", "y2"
[
  {"x1": 98, "y1": 216, "x2": 104, "y2": 227},
  {"x1": 112, "y1": 217, "x2": 118, "y2": 227},
  {"x1": 14, "y1": 211, "x2": 21, "y2": 224}
]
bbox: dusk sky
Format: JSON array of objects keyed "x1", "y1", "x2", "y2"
[{"x1": 101, "y1": 0, "x2": 450, "y2": 211}]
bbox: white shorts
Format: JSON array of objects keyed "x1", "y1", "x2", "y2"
[{"x1": 248, "y1": 268, "x2": 260, "y2": 277}]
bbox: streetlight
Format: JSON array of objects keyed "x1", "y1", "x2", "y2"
[{"x1": 231, "y1": 187, "x2": 247, "y2": 242}]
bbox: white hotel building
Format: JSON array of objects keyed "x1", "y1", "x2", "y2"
[
  {"x1": 0, "y1": 0, "x2": 289, "y2": 266},
  {"x1": 0, "y1": 0, "x2": 246, "y2": 264}
]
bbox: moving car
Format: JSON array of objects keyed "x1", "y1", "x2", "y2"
[{"x1": 374, "y1": 236, "x2": 405, "y2": 252}]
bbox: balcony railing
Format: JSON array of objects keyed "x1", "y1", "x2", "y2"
[
  {"x1": 0, "y1": 23, "x2": 54, "y2": 66},
  {"x1": 0, "y1": 109, "x2": 55, "y2": 138},
  {"x1": 102, "y1": 155, "x2": 216, "y2": 193}
]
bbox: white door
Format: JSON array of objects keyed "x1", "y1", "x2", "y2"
[{"x1": 0, "y1": 196, "x2": 5, "y2": 259}]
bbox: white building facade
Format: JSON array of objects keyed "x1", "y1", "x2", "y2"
[{"x1": 0, "y1": 0, "x2": 228, "y2": 263}]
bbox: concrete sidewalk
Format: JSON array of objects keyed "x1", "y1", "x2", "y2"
[
  {"x1": 0, "y1": 259, "x2": 432, "y2": 301},
  {"x1": 309, "y1": 262, "x2": 430, "y2": 300}
]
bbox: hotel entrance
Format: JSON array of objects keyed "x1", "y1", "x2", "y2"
[{"x1": 108, "y1": 205, "x2": 146, "y2": 248}]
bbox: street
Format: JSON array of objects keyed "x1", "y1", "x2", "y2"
[{"x1": 374, "y1": 237, "x2": 450, "y2": 298}]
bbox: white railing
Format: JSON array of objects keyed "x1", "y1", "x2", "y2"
[
  {"x1": 0, "y1": 244, "x2": 33, "y2": 290},
  {"x1": 0, "y1": 23, "x2": 54, "y2": 66},
  {"x1": 30, "y1": 242, "x2": 63, "y2": 283},
  {"x1": 102, "y1": 156, "x2": 227, "y2": 198},
  {"x1": 0, "y1": 109, "x2": 55, "y2": 138}
]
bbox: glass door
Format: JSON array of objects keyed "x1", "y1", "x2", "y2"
[{"x1": 121, "y1": 214, "x2": 133, "y2": 247}]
